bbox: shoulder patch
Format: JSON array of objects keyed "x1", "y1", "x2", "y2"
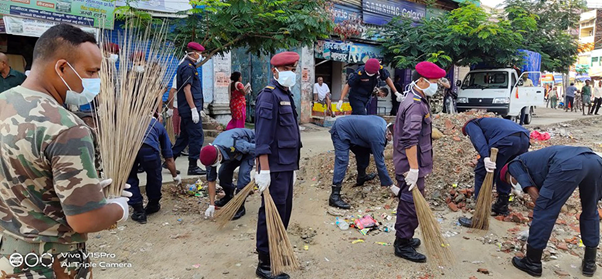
[
  {"x1": 188, "y1": 63, "x2": 192, "y2": 66},
  {"x1": 265, "y1": 86, "x2": 275, "y2": 90},
  {"x1": 413, "y1": 98, "x2": 421, "y2": 102},
  {"x1": 358, "y1": 71, "x2": 362, "y2": 75},
  {"x1": 380, "y1": 65, "x2": 383, "y2": 69}
]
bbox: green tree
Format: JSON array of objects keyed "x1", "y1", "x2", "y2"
[{"x1": 117, "y1": 0, "x2": 333, "y2": 67}]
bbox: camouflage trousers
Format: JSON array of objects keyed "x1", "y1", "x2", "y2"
[{"x1": 0, "y1": 235, "x2": 91, "y2": 279}]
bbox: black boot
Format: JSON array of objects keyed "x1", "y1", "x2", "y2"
[
  {"x1": 232, "y1": 205, "x2": 246, "y2": 220},
  {"x1": 491, "y1": 194, "x2": 510, "y2": 216},
  {"x1": 214, "y1": 195, "x2": 233, "y2": 207},
  {"x1": 512, "y1": 245, "x2": 543, "y2": 277},
  {"x1": 410, "y1": 238, "x2": 421, "y2": 248},
  {"x1": 256, "y1": 252, "x2": 290, "y2": 279},
  {"x1": 355, "y1": 173, "x2": 377, "y2": 186},
  {"x1": 394, "y1": 237, "x2": 426, "y2": 263},
  {"x1": 188, "y1": 159, "x2": 206, "y2": 175},
  {"x1": 458, "y1": 217, "x2": 473, "y2": 228},
  {"x1": 131, "y1": 203, "x2": 147, "y2": 224},
  {"x1": 582, "y1": 246, "x2": 597, "y2": 277},
  {"x1": 145, "y1": 199, "x2": 161, "y2": 215},
  {"x1": 329, "y1": 184, "x2": 350, "y2": 209},
  {"x1": 162, "y1": 158, "x2": 181, "y2": 174}
]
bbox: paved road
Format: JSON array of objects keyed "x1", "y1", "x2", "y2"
[{"x1": 528, "y1": 107, "x2": 599, "y2": 127}]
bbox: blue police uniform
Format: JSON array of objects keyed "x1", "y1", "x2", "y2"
[
  {"x1": 346, "y1": 65, "x2": 390, "y2": 115},
  {"x1": 464, "y1": 118, "x2": 530, "y2": 199},
  {"x1": 331, "y1": 115, "x2": 393, "y2": 186},
  {"x1": 127, "y1": 118, "x2": 173, "y2": 205},
  {"x1": 172, "y1": 58, "x2": 204, "y2": 166},
  {"x1": 206, "y1": 128, "x2": 256, "y2": 197},
  {"x1": 508, "y1": 146, "x2": 602, "y2": 250},
  {"x1": 254, "y1": 79, "x2": 301, "y2": 255}
]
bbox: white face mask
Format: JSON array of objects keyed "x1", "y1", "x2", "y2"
[
  {"x1": 187, "y1": 51, "x2": 202, "y2": 64},
  {"x1": 366, "y1": 72, "x2": 375, "y2": 77},
  {"x1": 57, "y1": 62, "x2": 101, "y2": 106},
  {"x1": 108, "y1": 54, "x2": 118, "y2": 63},
  {"x1": 134, "y1": 65, "x2": 145, "y2": 73},
  {"x1": 417, "y1": 78, "x2": 439, "y2": 96},
  {"x1": 275, "y1": 68, "x2": 297, "y2": 88},
  {"x1": 510, "y1": 179, "x2": 522, "y2": 191}
]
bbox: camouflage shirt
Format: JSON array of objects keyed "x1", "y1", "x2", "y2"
[{"x1": 0, "y1": 86, "x2": 106, "y2": 244}]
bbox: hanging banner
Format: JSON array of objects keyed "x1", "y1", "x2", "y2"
[
  {"x1": 315, "y1": 40, "x2": 349, "y2": 62},
  {"x1": 348, "y1": 43, "x2": 383, "y2": 63},
  {"x1": 0, "y1": 17, "x2": 5, "y2": 34},
  {"x1": 0, "y1": 0, "x2": 115, "y2": 29},
  {"x1": 362, "y1": 0, "x2": 425, "y2": 26},
  {"x1": 3, "y1": 15, "x2": 96, "y2": 37}
]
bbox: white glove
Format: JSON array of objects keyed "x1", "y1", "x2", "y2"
[
  {"x1": 255, "y1": 170, "x2": 271, "y2": 192},
  {"x1": 200, "y1": 110, "x2": 207, "y2": 118},
  {"x1": 166, "y1": 108, "x2": 173, "y2": 118},
  {"x1": 293, "y1": 171, "x2": 297, "y2": 185},
  {"x1": 205, "y1": 205, "x2": 215, "y2": 218},
  {"x1": 404, "y1": 169, "x2": 419, "y2": 191},
  {"x1": 100, "y1": 179, "x2": 133, "y2": 199},
  {"x1": 389, "y1": 185, "x2": 400, "y2": 196},
  {"x1": 191, "y1": 108, "x2": 200, "y2": 124},
  {"x1": 484, "y1": 157, "x2": 496, "y2": 173},
  {"x1": 395, "y1": 92, "x2": 403, "y2": 102},
  {"x1": 336, "y1": 100, "x2": 343, "y2": 111},
  {"x1": 173, "y1": 175, "x2": 181, "y2": 186},
  {"x1": 101, "y1": 179, "x2": 132, "y2": 223}
]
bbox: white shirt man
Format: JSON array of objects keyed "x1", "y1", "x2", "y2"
[{"x1": 313, "y1": 77, "x2": 335, "y2": 117}]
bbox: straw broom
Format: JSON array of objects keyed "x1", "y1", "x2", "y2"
[
  {"x1": 264, "y1": 188, "x2": 300, "y2": 275},
  {"x1": 412, "y1": 187, "x2": 455, "y2": 267},
  {"x1": 95, "y1": 20, "x2": 178, "y2": 197},
  {"x1": 214, "y1": 181, "x2": 255, "y2": 228},
  {"x1": 164, "y1": 115, "x2": 176, "y2": 144},
  {"x1": 472, "y1": 147, "x2": 499, "y2": 230}
]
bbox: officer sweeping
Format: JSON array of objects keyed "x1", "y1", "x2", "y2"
[
  {"x1": 337, "y1": 58, "x2": 400, "y2": 115},
  {"x1": 393, "y1": 61, "x2": 446, "y2": 263},
  {"x1": 201, "y1": 128, "x2": 255, "y2": 220},
  {"x1": 171, "y1": 42, "x2": 207, "y2": 175},
  {"x1": 458, "y1": 117, "x2": 530, "y2": 227},
  {"x1": 328, "y1": 115, "x2": 395, "y2": 209},
  {"x1": 127, "y1": 117, "x2": 181, "y2": 224},
  {"x1": 254, "y1": 51, "x2": 302, "y2": 279},
  {"x1": 500, "y1": 145, "x2": 602, "y2": 277}
]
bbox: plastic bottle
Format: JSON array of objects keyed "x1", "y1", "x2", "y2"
[{"x1": 335, "y1": 218, "x2": 349, "y2": 230}]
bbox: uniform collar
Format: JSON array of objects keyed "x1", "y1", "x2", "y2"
[
  {"x1": 271, "y1": 78, "x2": 291, "y2": 94},
  {"x1": 3, "y1": 67, "x2": 16, "y2": 78},
  {"x1": 411, "y1": 87, "x2": 427, "y2": 101}
]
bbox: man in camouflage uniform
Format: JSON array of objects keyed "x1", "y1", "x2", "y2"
[{"x1": 0, "y1": 24, "x2": 130, "y2": 278}]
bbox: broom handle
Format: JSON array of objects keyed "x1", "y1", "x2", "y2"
[{"x1": 490, "y1": 147, "x2": 499, "y2": 164}]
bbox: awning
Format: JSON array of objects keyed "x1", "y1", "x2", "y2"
[{"x1": 575, "y1": 74, "x2": 591, "y2": 81}]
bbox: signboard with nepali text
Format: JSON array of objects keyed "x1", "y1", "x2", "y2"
[
  {"x1": 0, "y1": 0, "x2": 115, "y2": 29},
  {"x1": 3, "y1": 15, "x2": 96, "y2": 37}
]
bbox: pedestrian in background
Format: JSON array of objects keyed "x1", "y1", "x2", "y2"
[
  {"x1": 590, "y1": 80, "x2": 602, "y2": 115},
  {"x1": 0, "y1": 52, "x2": 27, "y2": 93},
  {"x1": 391, "y1": 75, "x2": 403, "y2": 115},
  {"x1": 582, "y1": 80, "x2": 592, "y2": 115},
  {"x1": 565, "y1": 83, "x2": 577, "y2": 112},
  {"x1": 550, "y1": 86, "x2": 559, "y2": 109},
  {"x1": 226, "y1": 71, "x2": 248, "y2": 130}
]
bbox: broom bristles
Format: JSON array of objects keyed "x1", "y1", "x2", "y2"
[
  {"x1": 164, "y1": 116, "x2": 176, "y2": 144},
  {"x1": 472, "y1": 148, "x2": 499, "y2": 230},
  {"x1": 214, "y1": 181, "x2": 255, "y2": 228},
  {"x1": 264, "y1": 188, "x2": 300, "y2": 275},
  {"x1": 412, "y1": 187, "x2": 455, "y2": 267}
]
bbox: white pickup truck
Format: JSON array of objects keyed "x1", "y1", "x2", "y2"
[{"x1": 456, "y1": 68, "x2": 545, "y2": 124}]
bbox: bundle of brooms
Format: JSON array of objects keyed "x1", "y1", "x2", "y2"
[
  {"x1": 472, "y1": 147, "x2": 499, "y2": 230},
  {"x1": 412, "y1": 187, "x2": 455, "y2": 267},
  {"x1": 95, "y1": 20, "x2": 178, "y2": 198},
  {"x1": 214, "y1": 181, "x2": 255, "y2": 228}
]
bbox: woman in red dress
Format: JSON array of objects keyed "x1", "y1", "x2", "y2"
[{"x1": 226, "y1": 72, "x2": 247, "y2": 130}]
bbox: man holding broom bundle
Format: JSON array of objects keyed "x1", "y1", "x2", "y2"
[
  {"x1": 0, "y1": 24, "x2": 130, "y2": 277},
  {"x1": 500, "y1": 146, "x2": 602, "y2": 277},
  {"x1": 392, "y1": 61, "x2": 446, "y2": 263},
  {"x1": 200, "y1": 128, "x2": 255, "y2": 220},
  {"x1": 253, "y1": 51, "x2": 302, "y2": 279},
  {"x1": 458, "y1": 117, "x2": 530, "y2": 228}
]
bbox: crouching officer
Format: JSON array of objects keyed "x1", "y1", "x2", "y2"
[
  {"x1": 253, "y1": 51, "x2": 302, "y2": 279},
  {"x1": 329, "y1": 115, "x2": 395, "y2": 209},
  {"x1": 501, "y1": 145, "x2": 602, "y2": 277},
  {"x1": 127, "y1": 117, "x2": 181, "y2": 224},
  {"x1": 393, "y1": 61, "x2": 446, "y2": 263},
  {"x1": 458, "y1": 117, "x2": 530, "y2": 227},
  {"x1": 337, "y1": 58, "x2": 400, "y2": 115},
  {"x1": 201, "y1": 128, "x2": 256, "y2": 220}
]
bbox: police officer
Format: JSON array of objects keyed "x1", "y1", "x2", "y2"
[
  {"x1": 172, "y1": 42, "x2": 207, "y2": 175},
  {"x1": 201, "y1": 128, "x2": 255, "y2": 220},
  {"x1": 329, "y1": 115, "x2": 395, "y2": 209},
  {"x1": 337, "y1": 58, "x2": 400, "y2": 115},
  {"x1": 500, "y1": 146, "x2": 602, "y2": 277},
  {"x1": 458, "y1": 117, "x2": 530, "y2": 227},
  {"x1": 393, "y1": 61, "x2": 446, "y2": 263},
  {"x1": 253, "y1": 51, "x2": 302, "y2": 279},
  {"x1": 127, "y1": 117, "x2": 181, "y2": 224}
]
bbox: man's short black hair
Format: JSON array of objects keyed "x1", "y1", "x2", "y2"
[
  {"x1": 570, "y1": 83, "x2": 575, "y2": 86},
  {"x1": 33, "y1": 24, "x2": 97, "y2": 63},
  {"x1": 411, "y1": 70, "x2": 423, "y2": 82}
]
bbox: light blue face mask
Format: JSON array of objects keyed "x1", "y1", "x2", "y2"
[{"x1": 57, "y1": 61, "x2": 101, "y2": 106}]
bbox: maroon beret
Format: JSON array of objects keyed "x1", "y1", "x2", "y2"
[
  {"x1": 104, "y1": 43, "x2": 119, "y2": 54},
  {"x1": 416, "y1": 61, "x2": 446, "y2": 79},
  {"x1": 500, "y1": 163, "x2": 510, "y2": 183},
  {"x1": 200, "y1": 145, "x2": 218, "y2": 166},
  {"x1": 187, "y1": 42, "x2": 205, "y2": 52},
  {"x1": 364, "y1": 58, "x2": 380, "y2": 74},
  {"x1": 271, "y1": 51, "x2": 300, "y2": 67}
]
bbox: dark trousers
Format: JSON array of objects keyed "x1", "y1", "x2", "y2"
[
  {"x1": 172, "y1": 114, "x2": 204, "y2": 161},
  {"x1": 349, "y1": 96, "x2": 368, "y2": 115},
  {"x1": 590, "y1": 98, "x2": 602, "y2": 114},
  {"x1": 473, "y1": 133, "x2": 530, "y2": 199},
  {"x1": 256, "y1": 171, "x2": 294, "y2": 254},
  {"x1": 565, "y1": 96, "x2": 574, "y2": 111},
  {"x1": 218, "y1": 155, "x2": 255, "y2": 196},
  {"x1": 394, "y1": 176, "x2": 425, "y2": 239},
  {"x1": 528, "y1": 154, "x2": 602, "y2": 249},
  {"x1": 126, "y1": 145, "x2": 162, "y2": 205},
  {"x1": 331, "y1": 132, "x2": 371, "y2": 185}
]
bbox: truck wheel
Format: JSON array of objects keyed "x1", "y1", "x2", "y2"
[{"x1": 523, "y1": 108, "x2": 532, "y2": 125}]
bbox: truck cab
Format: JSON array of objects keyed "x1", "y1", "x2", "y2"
[{"x1": 456, "y1": 68, "x2": 544, "y2": 124}]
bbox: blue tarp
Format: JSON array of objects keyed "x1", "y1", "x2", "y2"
[{"x1": 517, "y1": 49, "x2": 541, "y2": 86}]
